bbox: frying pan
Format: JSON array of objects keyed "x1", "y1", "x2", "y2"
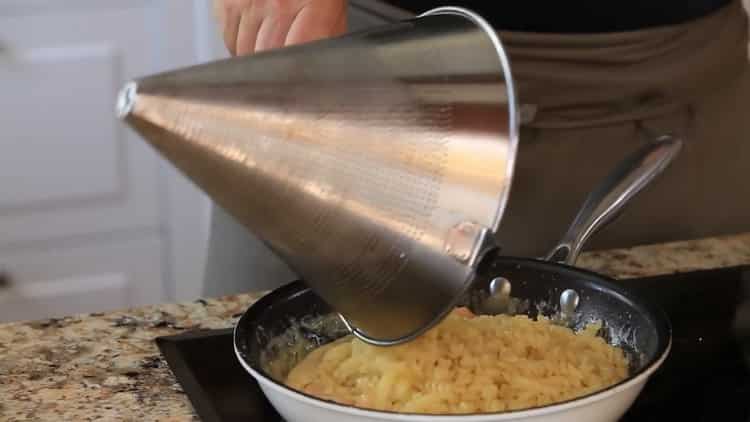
[{"x1": 234, "y1": 136, "x2": 679, "y2": 421}]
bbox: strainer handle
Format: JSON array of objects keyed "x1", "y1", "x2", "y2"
[{"x1": 546, "y1": 135, "x2": 683, "y2": 266}]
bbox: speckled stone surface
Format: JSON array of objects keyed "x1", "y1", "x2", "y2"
[{"x1": 2, "y1": 232, "x2": 750, "y2": 421}]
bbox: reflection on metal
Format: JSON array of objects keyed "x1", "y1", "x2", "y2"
[
  {"x1": 559, "y1": 289, "x2": 580, "y2": 322},
  {"x1": 480, "y1": 276, "x2": 512, "y2": 315},
  {"x1": 118, "y1": 7, "x2": 518, "y2": 345}
]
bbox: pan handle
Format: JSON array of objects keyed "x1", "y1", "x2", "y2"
[{"x1": 546, "y1": 135, "x2": 683, "y2": 266}]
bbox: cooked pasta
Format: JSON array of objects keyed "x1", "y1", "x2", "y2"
[{"x1": 285, "y1": 308, "x2": 628, "y2": 414}]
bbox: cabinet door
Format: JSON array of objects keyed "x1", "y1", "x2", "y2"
[
  {"x1": 0, "y1": 235, "x2": 163, "y2": 322},
  {"x1": 0, "y1": 1, "x2": 164, "y2": 245},
  {"x1": 0, "y1": 1, "x2": 190, "y2": 316}
]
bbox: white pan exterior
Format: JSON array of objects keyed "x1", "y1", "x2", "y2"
[{"x1": 235, "y1": 340, "x2": 670, "y2": 422}]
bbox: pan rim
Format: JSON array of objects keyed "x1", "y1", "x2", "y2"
[{"x1": 233, "y1": 257, "x2": 673, "y2": 419}]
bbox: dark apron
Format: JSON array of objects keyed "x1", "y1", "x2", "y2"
[{"x1": 496, "y1": 0, "x2": 750, "y2": 256}]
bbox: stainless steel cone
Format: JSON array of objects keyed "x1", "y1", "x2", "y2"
[{"x1": 117, "y1": 7, "x2": 518, "y2": 345}]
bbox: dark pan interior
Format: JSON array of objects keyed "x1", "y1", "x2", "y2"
[
  {"x1": 235, "y1": 256, "x2": 671, "y2": 384},
  {"x1": 469, "y1": 256, "x2": 671, "y2": 371}
]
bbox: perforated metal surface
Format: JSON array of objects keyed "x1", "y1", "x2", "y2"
[{"x1": 121, "y1": 8, "x2": 518, "y2": 344}]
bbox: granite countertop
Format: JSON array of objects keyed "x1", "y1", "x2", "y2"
[{"x1": 2, "y1": 233, "x2": 750, "y2": 421}]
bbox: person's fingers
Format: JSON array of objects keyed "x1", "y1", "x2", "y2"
[
  {"x1": 332, "y1": 4, "x2": 348, "y2": 36},
  {"x1": 286, "y1": 0, "x2": 347, "y2": 46},
  {"x1": 222, "y1": 5, "x2": 242, "y2": 56},
  {"x1": 255, "y1": 9, "x2": 295, "y2": 52},
  {"x1": 219, "y1": 0, "x2": 347, "y2": 56},
  {"x1": 235, "y1": 6, "x2": 264, "y2": 55}
]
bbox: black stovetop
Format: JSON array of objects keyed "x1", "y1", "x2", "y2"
[{"x1": 156, "y1": 266, "x2": 750, "y2": 422}]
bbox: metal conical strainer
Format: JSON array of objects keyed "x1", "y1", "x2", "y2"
[{"x1": 117, "y1": 7, "x2": 518, "y2": 345}]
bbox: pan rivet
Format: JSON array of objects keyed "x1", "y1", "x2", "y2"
[
  {"x1": 559, "y1": 289, "x2": 580, "y2": 320},
  {"x1": 489, "y1": 277, "x2": 511, "y2": 298},
  {"x1": 481, "y1": 277, "x2": 512, "y2": 315}
]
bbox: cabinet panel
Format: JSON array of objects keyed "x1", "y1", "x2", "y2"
[
  {"x1": 0, "y1": 234, "x2": 164, "y2": 322},
  {"x1": 0, "y1": 1, "x2": 163, "y2": 246},
  {"x1": 0, "y1": 0, "x2": 219, "y2": 317},
  {"x1": 0, "y1": 273, "x2": 129, "y2": 322},
  {"x1": 0, "y1": 44, "x2": 122, "y2": 209}
]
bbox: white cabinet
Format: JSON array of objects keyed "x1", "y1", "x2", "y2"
[
  {"x1": 0, "y1": 235, "x2": 163, "y2": 321},
  {"x1": 0, "y1": 0, "x2": 212, "y2": 322}
]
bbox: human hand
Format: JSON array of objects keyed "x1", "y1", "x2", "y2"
[{"x1": 214, "y1": 0, "x2": 347, "y2": 56}]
